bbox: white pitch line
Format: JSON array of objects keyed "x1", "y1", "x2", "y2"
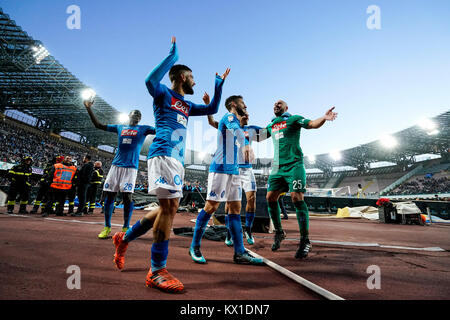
[
  {"x1": 246, "y1": 249, "x2": 345, "y2": 301},
  {"x1": 259, "y1": 236, "x2": 445, "y2": 252}
]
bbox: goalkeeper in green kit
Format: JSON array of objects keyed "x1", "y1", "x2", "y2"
[{"x1": 262, "y1": 100, "x2": 337, "y2": 259}]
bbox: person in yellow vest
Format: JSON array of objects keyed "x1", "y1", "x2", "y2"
[
  {"x1": 6, "y1": 156, "x2": 33, "y2": 214},
  {"x1": 86, "y1": 161, "x2": 104, "y2": 214},
  {"x1": 42, "y1": 156, "x2": 76, "y2": 217}
]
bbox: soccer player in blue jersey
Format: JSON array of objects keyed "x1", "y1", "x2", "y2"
[
  {"x1": 112, "y1": 37, "x2": 230, "y2": 293},
  {"x1": 207, "y1": 106, "x2": 263, "y2": 246},
  {"x1": 189, "y1": 95, "x2": 264, "y2": 266},
  {"x1": 83, "y1": 99, "x2": 155, "y2": 239}
]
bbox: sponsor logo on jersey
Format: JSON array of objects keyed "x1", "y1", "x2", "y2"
[
  {"x1": 171, "y1": 97, "x2": 190, "y2": 117},
  {"x1": 209, "y1": 191, "x2": 217, "y2": 197},
  {"x1": 121, "y1": 129, "x2": 138, "y2": 136},
  {"x1": 272, "y1": 121, "x2": 287, "y2": 132}
]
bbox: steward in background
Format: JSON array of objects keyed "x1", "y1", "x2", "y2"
[
  {"x1": 43, "y1": 156, "x2": 76, "y2": 217},
  {"x1": 31, "y1": 156, "x2": 63, "y2": 214},
  {"x1": 86, "y1": 161, "x2": 104, "y2": 214},
  {"x1": 6, "y1": 156, "x2": 33, "y2": 214}
]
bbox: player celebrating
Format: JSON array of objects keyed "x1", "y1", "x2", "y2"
[
  {"x1": 83, "y1": 99, "x2": 155, "y2": 239},
  {"x1": 207, "y1": 105, "x2": 263, "y2": 246},
  {"x1": 111, "y1": 37, "x2": 230, "y2": 293},
  {"x1": 265, "y1": 100, "x2": 337, "y2": 259},
  {"x1": 189, "y1": 95, "x2": 263, "y2": 266}
]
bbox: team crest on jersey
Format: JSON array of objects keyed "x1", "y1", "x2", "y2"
[
  {"x1": 171, "y1": 97, "x2": 190, "y2": 117},
  {"x1": 121, "y1": 129, "x2": 138, "y2": 136},
  {"x1": 272, "y1": 121, "x2": 287, "y2": 132}
]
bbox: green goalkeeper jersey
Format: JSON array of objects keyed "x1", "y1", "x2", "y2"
[{"x1": 266, "y1": 113, "x2": 311, "y2": 166}]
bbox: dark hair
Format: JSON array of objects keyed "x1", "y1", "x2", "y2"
[
  {"x1": 84, "y1": 154, "x2": 92, "y2": 161},
  {"x1": 225, "y1": 95, "x2": 243, "y2": 111},
  {"x1": 169, "y1": 64, "x2": 192, "y2": 83}
]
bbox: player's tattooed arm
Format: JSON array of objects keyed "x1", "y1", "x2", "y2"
[
  {"x1": 84, "y1": 100, "x2": 107, "y2": 131},
  {"x1": 203, "y1": 93, "x2": 219, "y2": 129},
  {"x1": 307, "y1": 106, "x2": 337, "y2": 129}
]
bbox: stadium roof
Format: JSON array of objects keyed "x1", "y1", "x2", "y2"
[
  {"x1": 0, "y1": 7, "x2": 118, "y2": 146},
  {"x1": 304, "y1": 110, "x2": 450, "y2": 172}
]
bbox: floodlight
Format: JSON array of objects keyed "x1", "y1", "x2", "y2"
[
  {"x1": 308, "y1": 155, "x2": 316, "y2": 163},
  {"x1": 418, "y1": 118, "x2": 437, "y2": 131},
  {"x1": 380, "y1": 135, "x2": 398, "y2": 149},
  {"x1": 31, "y1": 45, "x2": 49, "y2": 64},
  {"x1": 81, "y1": 88, "x2": 96, "y2": 101},
  {"x1": 330, "y1": 150, "x2": 342, "y2": 161},
  {"x1": 118, "y1": 113, "x2": 129, "y2": 123}
]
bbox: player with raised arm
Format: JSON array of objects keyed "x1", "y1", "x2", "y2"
[
  {"x1": 83, "y1": 98, "x2": 155, "y2": 239},
  {"x1": 265, "y1": 100, "x2": 337, "y2": 258},
  {"x1": 206, "y1": 97, "x2": 263, "y2": 246},
  {"x1": 111, "y1": 37, "x2": 230, "y2": 293},
  {"x1": 189, "y1": 95, "x2": 263, "y2": 266}
]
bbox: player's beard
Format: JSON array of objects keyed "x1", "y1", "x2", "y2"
[{"x1": 182, "y1": 82, "x2": 194, "y2": 95}]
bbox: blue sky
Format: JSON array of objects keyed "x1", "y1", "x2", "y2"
[{"x1": 2, "y1": 0, "x2": 450, "y2": 158}]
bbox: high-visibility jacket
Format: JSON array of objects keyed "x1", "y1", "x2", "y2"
[
  {"x1": 50, "y1": 163, "x2": 77, "y2": 190},
  {"x1": 8, "y1": 163, "x2": 32, "y2": 186},
  {"x1": 90, "y1": 168, "x2": 104, "y2": 185}
]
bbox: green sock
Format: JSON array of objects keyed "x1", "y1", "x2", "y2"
[
  {"x1": 267, "y1": 201, "x2": 282, "y2": 232},
  {"x1": 293, "y1": 200, "x2": 309, "y2": 240}
]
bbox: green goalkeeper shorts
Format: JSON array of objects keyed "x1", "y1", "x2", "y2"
[{"x1": 267, "y1": 161, "x2": 307, "y2": 193}]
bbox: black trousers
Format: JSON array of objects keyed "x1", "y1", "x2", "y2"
[
  {"x1": 76, "y1": 183, "x2": 89, "y2": 213},
  {"x1": 45, "y1": 188, "x2": 67, "y2": 215},
  {"x1": 34, "y1": 182, "x2": 50, "y2": 207},
  {"x1": 7, "y1": 183, "x2": 30, "y2": 208},
  {"x1": 86, "y1": 183, "x2": 99, "y2": 212}
]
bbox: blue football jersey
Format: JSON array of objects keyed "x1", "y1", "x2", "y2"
[
  {"x1": 145, "y1": 42, "x2": 225, "y2": 165},
  {"x1": 107, "y1": 124, "x2": 155, "y2": 169},
  {"x1": 209, "y1": 113, "x2": 249, "y2": 175}
]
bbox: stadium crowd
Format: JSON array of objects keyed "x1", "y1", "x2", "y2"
[{"x1": 390, "y1": 175, "x2": 450, "y2": 195}]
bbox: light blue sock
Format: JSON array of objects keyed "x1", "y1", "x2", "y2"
[
  {"x1": 228, "y1": 214, "x2": 245, "y2": 254},
  {"x1": 151, "y1": 240, "x2": 169, "y2": 272},
  {"x1": 104, "y1": 195, "x2": 115, "y2": 228},
  {"x1": 123, "y1": 201, "x2": 134, "y2": 229},
  {"x1": 191, "y1": 209, "x2": 211, "y2": 248},
  {"x1": 245, "y1": 211, "x2": 255, "y2": 229},
  {"x1": 124, "y1": 217, "x2": 152, "y2": 242}
]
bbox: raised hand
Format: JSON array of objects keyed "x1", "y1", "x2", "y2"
[
  {"x1": 324, "y1": 106, "x2": 337, "y2": 121},
  {"x1": 84, "y1": 100, "x2": 94, "y2": 108},
  {"x1": 171, "y1": 36, "x2": 176, "y2": 44},
  {"x1": 202, "y1": 92, "x2": 211, "y2": 105},
  {"x1": 216, "y1": 68, "x2": 231, "y2": 80}
]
